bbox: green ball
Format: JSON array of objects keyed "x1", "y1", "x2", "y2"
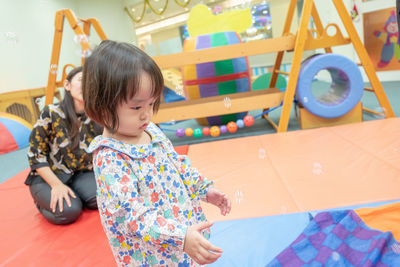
[{"x1": 193, "y1": 128, "x2": 203, "y2": 138}]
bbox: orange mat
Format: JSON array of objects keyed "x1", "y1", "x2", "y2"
[
  {"x1": 1, "y1": 120, "x2": 400, "y2": 266},
  {"x1": 195, "y1": 118, "x2": 400, "y2": 221}
]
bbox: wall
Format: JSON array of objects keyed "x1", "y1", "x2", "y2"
[
  {"x1": 0, "y1": 0, "x2": 77, "y2": 93},
  {"x1": 150, "y1": 27, "x2": 182, "y2": 55},
  {"x1": 77, "y1": 0, "x2": 136, "y2": 45},
  {"x1": 248, "y1": 0, "x2": 314, "y2": 68},
  {"x1": 0, "y1": 0, "x2": 136, "y2": 94}
]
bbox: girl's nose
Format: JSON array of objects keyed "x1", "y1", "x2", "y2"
[{"x1": 141, "y1": 107, "x2": 152, "y2": 120}]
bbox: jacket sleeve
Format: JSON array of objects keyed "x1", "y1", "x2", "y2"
[
  {"x1": 160, "y1": 135, "x2": 214, "y2": 202},
  {"x1": 27, "y1": 106, "x2": 52, "y2": 170},
  {"x1": 94, "y1": 149, "x2": 187, "y2": 251}
]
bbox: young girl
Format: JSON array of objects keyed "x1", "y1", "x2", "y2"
[
  {"x1": 83, "y1": 40, "x2": 231, "y2": 266},
  {"x1": 26, "y1": 66, "x2": 102, "y2": 225}
]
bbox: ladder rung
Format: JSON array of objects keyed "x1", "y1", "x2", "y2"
[
  {"x1": 275, "y1": 70, "x2": 290, "y2": 75},
  {"x1": 364, "y1": 87, "x2": 374, "y2": 92},
  {"x1": 263, "y1": 114, "x2": 278, "y2": 131},
  {"x1": 362, "y1": 107, "x2": 385, "y2": 117}
]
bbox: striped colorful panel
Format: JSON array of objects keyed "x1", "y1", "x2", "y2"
[{"x1": 182, "y1": 31, "x2": 251, "y2": 125}]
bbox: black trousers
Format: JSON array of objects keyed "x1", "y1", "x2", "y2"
[{"x1": 28, "y1": 171, "x2": 97, "y2": 225}]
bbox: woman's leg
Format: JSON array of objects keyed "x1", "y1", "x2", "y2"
[
  {"x1": 29, "y1": 179, "x2": 83, "y2": 225},
  {"x1": 70, "y1": 171, "x2": 98, "y2": 210}
]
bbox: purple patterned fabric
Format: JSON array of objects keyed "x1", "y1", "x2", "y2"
[{"x1": 267, "y1": 210, "x2": 400, "y2": 266}]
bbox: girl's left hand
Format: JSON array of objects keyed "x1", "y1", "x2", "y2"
[{"x1": 206, "y1": 188, "x2": 231, "y2": 216}]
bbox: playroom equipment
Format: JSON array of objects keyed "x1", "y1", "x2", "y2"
[
  {"x1": 295, "y1": 53, "x2": 364, "y2": 129},
  {"x1": 149, "y1": 0, "x2": 394, "y2": 132},
  {"x1": 0, "y1": 112, "x2": 32, "y2": 155},
  {"x1": 43, "y1": 1, "x2": 395, "y2": 133},
  {"x1": 0, "y1": 87, "x2": 57, "y2": 124}
]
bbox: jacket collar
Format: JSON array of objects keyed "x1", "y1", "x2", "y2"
[{"x1": 88, "y1": 122, "x2": 167, "y2": 159}]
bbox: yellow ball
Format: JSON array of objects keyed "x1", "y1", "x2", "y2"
[
  {"x1": 185, "y1": 128, "x2": 193, "y2": 136},
  {"x1": 210, "y1": 126, "x2": 220, "y2": 137}
]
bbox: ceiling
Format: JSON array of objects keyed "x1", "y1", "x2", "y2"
[{"x1": 125, "y1": 0, "x2": 239, "y2": 28}]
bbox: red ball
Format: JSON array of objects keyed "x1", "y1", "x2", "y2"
[
  {"x1": 227, "y1": 121, "x2": 238, "y2": 133},
  {"x1": 202, "y1": 127, "x2": 210, "y2": 136},
  {"x1": 243, "y1": 115, "x2": 254, "y2": 127}
]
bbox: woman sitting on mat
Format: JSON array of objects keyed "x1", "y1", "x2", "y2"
[{"x1": 25, "y1": 66, "x2": 102, "y2": 225}]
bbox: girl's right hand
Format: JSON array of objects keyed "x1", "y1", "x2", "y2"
[
  {"x1": 50, "y1": 183, "x2": 76, "y2": 213},
  {"x1": 183, "y1": 221, "x2": 223, "y2": 265}
]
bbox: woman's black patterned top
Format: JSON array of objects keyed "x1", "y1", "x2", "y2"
[{"x1": 26, "y1": 104, "x2": 102, "y2": 183}]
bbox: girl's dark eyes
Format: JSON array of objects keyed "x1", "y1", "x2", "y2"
[{"x1": 131, "y1": 102, "x2": 154, "y2": 110}]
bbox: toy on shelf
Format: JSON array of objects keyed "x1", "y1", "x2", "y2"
[{"x1": 172, "y1": 114, "x2": 259, "y2": 138}]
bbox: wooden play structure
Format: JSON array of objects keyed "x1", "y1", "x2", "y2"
[
  {"x1": 2, "y1": 0, "x2": 394, "y2": 132},
  {"x1": 149, "y1": 0, "x2": 395, "y2": 132}
]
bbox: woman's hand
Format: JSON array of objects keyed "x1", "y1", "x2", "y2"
[
  {"x1": 50, "y1": 183, "x2": 76, "y2": 213},
  {"x1": 206, "y1": 188, "x2": 231, "y2": 216},
  {"x1": 184, "y1": 221, "x2": 222, "y2": 264}
]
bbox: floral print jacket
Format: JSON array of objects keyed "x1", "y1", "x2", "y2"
[{"x1": 88, "y1": 122, "x2": 213, "y2": 266}]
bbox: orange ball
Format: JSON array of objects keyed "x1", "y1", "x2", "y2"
[
  {"x1": 185, "y1": 128, "x2": 193, "y2": 136},
  {"x1": 227, "y1": 121, "x2": 238, "y2": 133},
  {"x1": 210, "y1": 126, "x2": 220, "y2": 137}
]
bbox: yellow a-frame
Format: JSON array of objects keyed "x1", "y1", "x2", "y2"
[{"x1": 44, "y1": 9, "x2": 107, "y2": 105}]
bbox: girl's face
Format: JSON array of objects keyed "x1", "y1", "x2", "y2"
[
  {"x1": 112, "y1": 72, "x2": 157, "y2": 143},
  {"x1": 64, "y1": 71, "x2": 84, "y2": 111}
]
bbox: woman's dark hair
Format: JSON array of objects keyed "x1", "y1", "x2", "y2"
[
  {"x1": 60, "y1": 66, "x2": 82, "y2": 151},
  {"x1": 82, "y1": 40, "x2": 164, "y2": 132}
]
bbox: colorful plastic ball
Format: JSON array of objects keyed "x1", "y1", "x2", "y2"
[
  {"x1": 220, "y1": 125, "x2": 227, "y2": 134},
  {"x1": 176, "y1": 128, "x2": 185, "y2": 137},
  {"x1": 227, "y1": 121, "x2": 238, "y2": 133},
  {"x1": 193, "y1": 128, "x2": 203, "y2": 138},
  {"x1": 202, "y1": 127, "x2": 210, "y2": 136},
  {"x1": 185, "y1": 128, "x2": 193, "y2": 136},
  {"x1": 210, "y1": 126, "x2": 220, "y2": 137},
  {"x1": 236, "y1": 119, "x2": 245, "y2": 128},
  {"x1": 243, "y1": 115, "x2": 254, "y2": 127}
]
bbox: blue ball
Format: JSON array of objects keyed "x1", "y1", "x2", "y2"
[{"x1": 236, "y1": 119, "x2": 244, "y2": 128}]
